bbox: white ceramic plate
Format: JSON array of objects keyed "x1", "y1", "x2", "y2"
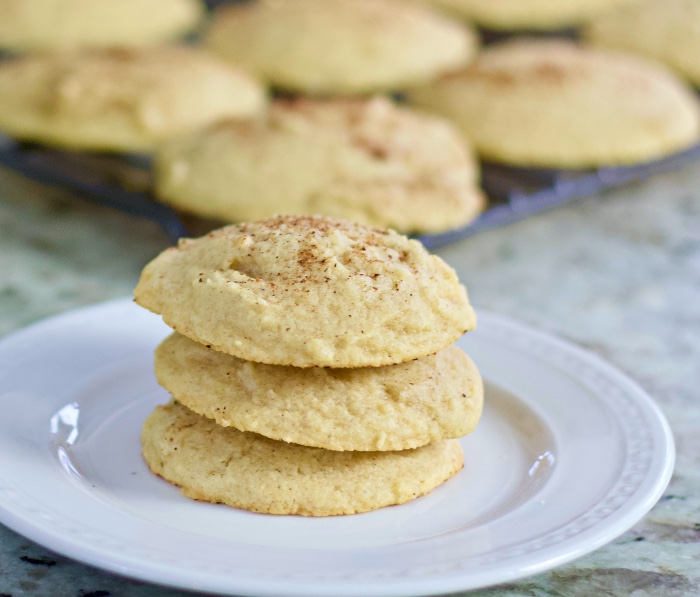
[{"x1": 0, "y1": 300, "x2": 674, "y2": 596}]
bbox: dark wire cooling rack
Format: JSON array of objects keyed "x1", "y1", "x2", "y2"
[{"x1": 2, "y1": 133, "x2": 699, "y2": 250}]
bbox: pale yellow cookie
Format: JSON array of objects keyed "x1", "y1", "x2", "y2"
[
  {"x1": 134, "y1": 216, "x2": 475, "y2": 368},
  {"x1": 406, "y1": 0, "x2": 640, "y2": 30},
  {"x1": 0, "y1": 0, "x2": 204, "y2": 51},
  {"x1": 204, "y1": 0, "x2": 477, "y2": 94},
  {"x1": 0, "y1": 47, "x2": 266, "y2": 153},
  {"x1": 585, "y1": 0, "x2": 700, "y2": 87},
  {"x1": 155, "y1": 97, "x2": 484, "y2": 235},
  {"x1": 154, "y1": 332, "x2": 483, "y2": 451},
  {"x1": 141, "y1": 400, "x2": 465, "y2": 516},
  {"x1": 407, "y1": 39, "x2": 700, "y2": 167}
]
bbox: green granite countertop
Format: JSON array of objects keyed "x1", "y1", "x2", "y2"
[{"x1": 0, "y1": 163, "x2": 698, "y2": 596}]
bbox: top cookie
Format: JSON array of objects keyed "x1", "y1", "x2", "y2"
[
  {"x1": 585, "y1": 0, "x2": 700, "y2": 86},
  {"x1": 154, "y1": 97, "x2": 484, "y2": 234},
  {"x1": 0, "y1": 47, "x2": 266, "y2": 153},
  {"x1": 407, "y1": 39, "x2": 700, "y2": 168},
  {"x1": 204, "y1": 0, "x2": 477, "y2": 94},
  {"x1": 0, "y1": 0, "x2": 203, "y2": 51},
  {"x1": 134, "y1": 216, "x2": 475, "y2": 368},
  {"x1": 408, "y1": 0, "x2": 640, "y2": 30}
]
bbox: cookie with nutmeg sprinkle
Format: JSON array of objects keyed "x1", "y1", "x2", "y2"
[{"x1": 134, "y1": 215, "x2": 475, "y2": 368}]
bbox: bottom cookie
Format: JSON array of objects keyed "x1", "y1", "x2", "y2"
[{"x1": 142, "y1": 400, "x2": 464, "y2": 516}]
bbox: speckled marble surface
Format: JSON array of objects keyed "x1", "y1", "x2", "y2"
[{"x1": 0, "y1": 162, "x2": 698, "y2": 597}]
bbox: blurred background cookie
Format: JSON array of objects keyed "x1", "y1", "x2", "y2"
[
  {"x1": 0, "y1": 46, "x2": 266, "y2": 153},
  {"x1": 155, "y1": 97, "x2": 484, "y2": 234},
  {"x1": 405, "y1": 0, "x2": 641, "y2": 31},
  {"x1": 407, "y1": 39, "x2": 700, "y2": 168},
  {"x1": 0, "y1": 0, "x2": 204, "y2": 52},
  {"x1": 204, "y1": 0, "x2": 477, "y2": 95},
  {"x1": 585, "y1": 0, "x2": 700, "y2": 87}
]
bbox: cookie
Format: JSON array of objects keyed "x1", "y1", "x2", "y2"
[
  {"x1": 141, "y1": 400, "x2": 464, "y2": 516},
  {"x1": 155, "y1": 97, "x2": 484, "y2": 235},
  {"x1": 407, "y1": 39, "x2": 700, "y2": 167},
  {"x1": 0, "y1": 47, "x2": 266, "y2": 153},
  {"x1": 0, "y1": 0, "x2": 203, "y2": 51},
  {"x1": 204, "y1": 0, "x2": 477, "y2": 94},
  {"x1": 409, "y1": 0, "x2": 640, "y2": 31},
  {"x1": 134, "y1": 216, "x2": 475, "y2": 368},
  {"x1": 154, "y1": 332, "x2": 483, "y2": 451},
  {"x1": 585, "y1": 0, "x2": 700, "y2": 86}
]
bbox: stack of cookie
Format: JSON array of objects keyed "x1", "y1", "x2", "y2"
[{"x1": 135, "y1": 215, "x2": 483, "y2": 516}]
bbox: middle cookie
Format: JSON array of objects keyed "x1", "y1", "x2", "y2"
[{"x1": 155, "y1": 332, "x2": 483, "y2": 451}]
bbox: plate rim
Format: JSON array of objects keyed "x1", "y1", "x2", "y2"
[{"x1": 0, "y1": 299, "x2": 675, "y2": 596}]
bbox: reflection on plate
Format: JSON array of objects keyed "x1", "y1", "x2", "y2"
[{"x1": 0, "y1": 300, "x2": 674, "y2": 596}]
